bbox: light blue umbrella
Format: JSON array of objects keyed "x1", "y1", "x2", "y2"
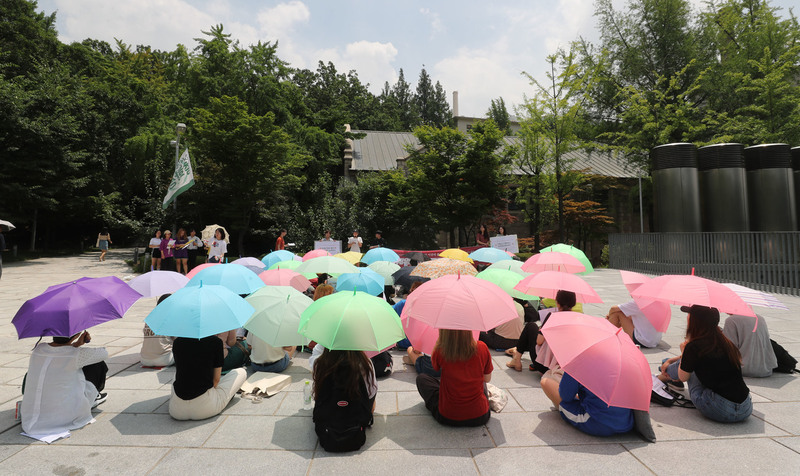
[
  {"x1": 145, "y1": 284, "x2": 255, "y2": 338},
  {"x1": 336, "y1": 268, "x2": 385, "y2": 296},
  {"x1": 469, "y1": 247, "x2": 512, "y2": 263},
  {"x1": 261, "y1": 250, "x2": 296, "y2": 268},
  {"x1": 186, "y1": 263, "x2": 265, "y2": 295},
  {"x1": 361, "y1": 247, "x2": 400, "y2": 264}
]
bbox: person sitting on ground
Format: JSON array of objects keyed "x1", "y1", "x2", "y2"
[
  {"x1": 140, "y1": 294, "x2": 175, "y2": 368},
  {"x1": 507, "y1": 290, "x2": 576, "y2": 373},
  {"x1": 169, "y1": 333, "x2": 247, "y2": 420},
  {"x1": 606, "y1": 300, "x2": 663, "y2": 348},
  {"x1": 217, "y1": 328, "x2": 249, "y2": 373},
  {"x1": 541, "y1": 372, "x2": 634, "y2": 437},
  {"x1": 250, "y1": 333, "x2": 295, "y2": 373},
  {"x1": 480, "y1": 299, "x2": 525, "y2": 351},
  {"x1": 313, "y1": 349, "x2": 377, "y2": 452},
  {"x1": 658, "y1": 305, "x2": 752, "y2": 423},
  {"x1": 21, "y1": 331, "x2": 108, "y2": 437},
  {"x1": 416, "y1": 329, "x2": 493, "y2": 427},
  {"x1": 722, "y1": 313, "x2": 777, "y2": 378}
]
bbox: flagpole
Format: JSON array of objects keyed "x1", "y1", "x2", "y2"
[{"x1": 172, "y1": 123, "x2": 186, "y2": 232}]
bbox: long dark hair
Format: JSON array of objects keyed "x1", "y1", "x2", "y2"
[
  {"x1": 686, "y1": 309, "x2": 742, "y2": 368},
  {"x1": 312, "y1": 349, "x2": 373, "y2": 400}
]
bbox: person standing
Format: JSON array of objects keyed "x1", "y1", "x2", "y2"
[
  {"x1": 173, "y1": 228, "x2": 189, "y2": 275},
  {"x1": 275, "y1": 229, "x2": 287, "y2": 251},
  {"x1": 476, "y1": 224, "x2": 489, "y2": 247},
  {"x1": 185, "y1": 229, "x2": 203, "y2": 271},
  {"x1": 321, "y1": 230, "x2": 334, "y2": 241},
  {"x1": 347, "y1": 231, "x2": 363, "y2": 253},
  {"x1": 96, "y1": 229, "x2": 112, "y2": 262},
  {"x1": 160, "y1": 230, "x2": 175, "y2": 271},
  {"x1": 369, "y1": 230, "x2": 386, "y2": 249},
  {"x1": 207, "y1": 228, "x2": 227, "y2": 263},
  {"x1": 149, "y1": 230, "x2": 162, "y2": 270}
]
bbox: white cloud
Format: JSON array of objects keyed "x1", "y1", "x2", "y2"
[
  {"x1": 54, "y1": 0, "x2": 215, "y2": 50},
  {"x1": 257, "y1": 0, "x2": 310, "y2": 40},
  {"x1": 316, "y1": 41, "x2": 399, "y2": 91},
  {"x1": 419, "y1": 7, "x2": 444, "y2": 38}
]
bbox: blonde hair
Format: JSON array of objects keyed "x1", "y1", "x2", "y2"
[
  {"x1": 313, "y1": 284, "x2": 334, "y2": 301},
  {"x1": 434, "y1": 329, "x2": 477, "y2": 362}
]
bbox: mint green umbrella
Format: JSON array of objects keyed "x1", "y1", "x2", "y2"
[
  {"x1": 540, "y1": 244, "x2": 594, "y2": 275},
  {"x1": 367, "y1": 261, "x2": 401, "y2": 285},
  {"x1": 486, "y1": 259, "x2": 529, "y2": 277},
  {"x1": 476, "y1": 269, "x2": 540, "y2": 302},
  {"x1": 299, "y1": 291, "x2": 404, "y2": 351},
  {"x1": 295, "y1": 256, "x2": 359, "y2": 276},
  {"x1": 268, "y1": 259, "x2": 316, "y2": 278},
  {"x1": 244, "y1": 286, "x2": 312, "y2": 347}
]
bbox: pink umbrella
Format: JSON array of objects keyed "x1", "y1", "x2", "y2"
[
  {"x1": 540, "y1": 311, "x2": 652, "y2": 411},
  {"x1": 401, "y1": 274, "x2": 517, "y2": 331},
  {"x1": 631, "y1": 274, "x2": 755, "y2": 317},
  {"x1": 521, "y1": 252, "x2": 586, "y2": 274},
  {"x1": 302, "y1": 249, "x2": 332, "y2": 261},
  {"x1": 400, "y1": 314, "x2": 479, "y2": 355},
  {"x1": 258, "y1": 269, "x2": 311, "y2": 292},
  {"x1": 514, "y1": 271, "x2": 603, "y2": 303},
  {"x1": 620, "y1": 270, "x2": 649, "y2": 294},
  {"x1": 619, "y1": 271, "x2": 672, "y2": 332},
  {"x1": 186, "y1": 262, "x2": 219, "y2": 279}
]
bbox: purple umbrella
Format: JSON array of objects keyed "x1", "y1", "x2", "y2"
[
  {"x1": 128, "y1": 270, "x2": 189, "y2": 298},
  {"x1": 12, "y1": 276, "x2": 142, "y2": 339}
]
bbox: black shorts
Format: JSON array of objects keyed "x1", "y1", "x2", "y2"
[{"x1": 152, "y1": 249, "x2": 161, "y2": 259}]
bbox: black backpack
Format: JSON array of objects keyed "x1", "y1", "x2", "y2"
[
  {"x1": 313, "y1": 370, "x2": 374, "y2": 452},
  {"x1": 771, "y1": 339, "x2": 799, "y2": 374}
]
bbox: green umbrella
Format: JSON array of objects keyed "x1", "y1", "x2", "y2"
[
  {"x1": 540, "y1": 243, "x2": 594, "y2": 275},
  {"x1": 486, "y1": 259, "x2": 529, "y2": 277},
  {"x1": 476, "y1": 269, "x2": 540, "y2": 301},
  {"x1": 295, "y1": 256, "x2": 359, "y2": 276},
  {"x1": 244, "y1": 286, "x2": 312, "y2": 347},
  {"x1": 268, "y1": 260, "x2": 316, "y2": 278},
  {"x1": 367, "y1": 261, "x2": 401, "y2": 285},
  {"x1": 299, "y1": 291, "x2": 404, "y2": 351}
]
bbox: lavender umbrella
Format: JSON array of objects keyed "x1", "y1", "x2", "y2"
[
  {"x1": 12, "y1": 276, "x2": 142, "y2": 338},
  {"x1": 128, "y1": 270, "x2": 189, "y2": 298}
]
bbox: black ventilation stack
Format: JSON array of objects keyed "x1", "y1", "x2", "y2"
[
  {"x1": 697, "y1": 143, "x2": 749, "y2": 232},
  {"x1": 744, "y1": 144, "x2": 797, "y2": 231},
  {"x1": 651, "y1": 143, "x2": 701, "y2": 232},
  {"x1": 793, "y1": 146, "x2": 800, "y2": 228}
]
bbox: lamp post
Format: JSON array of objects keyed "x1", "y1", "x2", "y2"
[{"x1": 170, "y1": 123, "x2": 186, "y2": 232}]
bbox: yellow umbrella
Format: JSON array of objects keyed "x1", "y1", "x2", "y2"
[
  {"x1": 439, "y1": 248, "x2": 473, "y2": 263},
  {"x1": 334, "y1": 251, "x2": 363, "y2": 265},
  {"x1": 410, "y1": 258, "x2": 477, "y2": 279}
]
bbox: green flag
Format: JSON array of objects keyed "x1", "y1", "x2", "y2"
[{"x1": 162, "y1": 149, "x2": 195, "y2": 209}]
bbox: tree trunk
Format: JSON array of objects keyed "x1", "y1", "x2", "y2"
[
  {"x1": 29, "y1": 208, "x2": 37, "y2": 252},
  {"x1": 534, "y1": 178, "x2": 541, "y2": 250}
]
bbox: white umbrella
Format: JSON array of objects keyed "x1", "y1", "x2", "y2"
[
  {"x1": 0, "y1": 219, "x2": 15, "y2": 231},
  {"x1": 723, "y1": 283, "x2": 789, "y2": 310}
]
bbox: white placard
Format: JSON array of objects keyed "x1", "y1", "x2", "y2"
[
  {"x1": 490, "y1": 234, "x2": 519, "y2": 253},
  {"x1": 314, "y1": 240, "x2": 342, "y2": 255}
]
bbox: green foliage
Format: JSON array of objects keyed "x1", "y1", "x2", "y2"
[
  {"x1": 392, "y1": 121, "x2": 512, "y2": 247},
  {"x1": 487, "y1": 97, "x2": 512, "y2": 135}
]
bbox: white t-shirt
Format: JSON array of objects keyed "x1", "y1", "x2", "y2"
[
  {"x1": 618, "y1": 300, "x2": 663, "y2": 348},
  {"x1": 140, "y1": 324, "x2": 174, "y2": 367},
  {"x1": 149, "y1": 238, "x2": 161, "y2": 248},
  {"x1": 347, "y1": 236, "x2": 363, "y2": 253},
  {"x1": 208, "y1": 239, "x2": 227, "y2": 259},
  {"x1": 185, "y1": 236, "x2": 202, "y2": 250},
  {"x1": 250, "y1": 335, "x2": 287, "y2": 365},
  {"x1": 22, "y1": 343, "x2": 108, "y2": 437}
]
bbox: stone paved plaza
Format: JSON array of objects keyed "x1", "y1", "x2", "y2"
[{"x1": 0, "y1": 249, "x2": 799, "y2": 475}]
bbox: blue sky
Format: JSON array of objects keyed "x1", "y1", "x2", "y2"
[{"x1": 36, "y1": 0, "x2": 798, "y2": 118}]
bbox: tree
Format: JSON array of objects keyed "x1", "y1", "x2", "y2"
[
  {"x1": 415, "y1": 67, "x2": 451, "y2": 127},
  {"x1": 520, "y1": 47, "x2": 592, "y2": 242},
  {"x1": 189, "y1": 96, "x2": 309, "y2": 254},
  {"x1": 487, "y1": 97, "x2": 512, "y2": 135},
  {"x1": 391, "y1": 68, "x2": 417, "y2": 130},
  {"x1": 393, "y1": 120, "x2": 512, "y2": 247}
]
